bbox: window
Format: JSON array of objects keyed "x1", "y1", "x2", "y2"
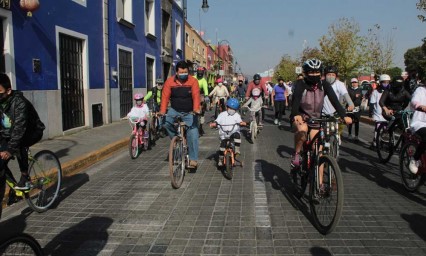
[
  {"x1": 197, "y1": 44, "x2": 200, "y2": 54},
  {"x1": 145, "y1": 0, "x2": 155, "y2": 37},
  {"x1": 175, "y1": 21, "x2": 182, "y2": 51},
  {"x1": 192, "y1": 39, "x2": 195, "y2": 48},
  {"x1": 185, "y1": 33, "x2": 189, "y2": 45},
  {"x1": 146, "y1": 56, "x2": 155, "y2": 90},
  {"x1": 117, "y1": 0, "x2": 133, "y2": 24}
]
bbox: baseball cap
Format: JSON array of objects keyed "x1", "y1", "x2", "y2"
[{"x1": 350, "y1": 78, "x2": 358, "y2": 83}]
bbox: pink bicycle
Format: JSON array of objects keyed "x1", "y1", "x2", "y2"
[{"x1": 128, "y1": 117, "x2": 150, "y2": 159}]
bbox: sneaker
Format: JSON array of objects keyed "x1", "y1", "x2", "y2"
[
  {"x1": 291, "y1": 153, "x2": 301, "y2": 168},
  {"x1": 278, "y1": 122, "x2": 282, "y2": 126},
  {"x1": 274, "y1": 119, "x2": 278, "y2": 125},
  {"x1": 259, "y1": 122, "x2": 264, "y2": 126},
  {"x1": 348, "y1": 134, "x2": 354, "y2": 140},
  {"x1": 14, "y1": 174, "x2": 31, "y2": 190},
  {"x1": 409, "y1": 159, "x2": 420, "y2": 174},
  {"x1": 6, "y1": 190, "x2": 21, "y2": 206},
  {"x1": 218, "y1": 156, "x2": 224, "y2": 167},
  {"x1": 189, "y1": 160, "x2": 198, "y2": 168}
]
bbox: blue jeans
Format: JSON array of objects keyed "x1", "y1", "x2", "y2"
[{"x1": 164, "y1": 108, "x2": 199, "y2": 161}]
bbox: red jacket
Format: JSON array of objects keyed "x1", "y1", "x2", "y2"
[{"x1": 160, "y1": 75, "x2": 200, "y2": 114}]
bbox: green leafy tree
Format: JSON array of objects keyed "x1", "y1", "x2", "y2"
[
  {"x1": 384, "y1": 67, "x2": 402, "y2": 79},
  {"x1": 273, "y1": 54, "x2": 299, "y2": 82},
  {"x1": 319, "y1": 18, "x2": 366, "y2": 81},
  {"x1": 365, "y1": 24, "x2": 395, "y2": 75},
  {"x1": 300, "y1": 47, "x2": 323, "y2": 64},
  {"x1": 404, "y1": 42, "x2": 426, "y2": 80}
]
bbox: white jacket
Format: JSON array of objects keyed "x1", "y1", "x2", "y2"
[{"x1": 410, "y1": 86, "x2": 426, "y2": 132}]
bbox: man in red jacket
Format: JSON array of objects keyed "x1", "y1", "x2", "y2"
[
  {"x1": 245, "y1": 73, "x2": 269, "y2": 123},
  {"x1": 160, "y1": 61, "x2": 201, "y2": 168}
]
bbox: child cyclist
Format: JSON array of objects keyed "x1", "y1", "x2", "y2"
[
  {"x1": 210, "y1": 98, "x2": 246, "y2": 166},
  {"x1": 243, "y1": 88, "x2": 264, "y2": 126},
  {"x1": 127, "y1": 93, "x2": 150, "y2": 133}
]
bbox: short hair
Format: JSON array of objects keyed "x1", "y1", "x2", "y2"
[
  {"x1": 175, "y1": 61, "x2": 189, "y2": 72},
  {"x1": 0, "y1": 73, "x2": 11, "y2": 90}
]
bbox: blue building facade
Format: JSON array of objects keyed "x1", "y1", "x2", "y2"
[{"x1": 0, "y1": 0, "x2": 184, "y2": 138}]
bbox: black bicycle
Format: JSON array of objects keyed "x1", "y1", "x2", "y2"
[
  {"x1": 0, "y1": 233, "x2": 44, "y2": 255},
  {"x1": 291, "y1": 116, "x2": 344, "y2": 235}
]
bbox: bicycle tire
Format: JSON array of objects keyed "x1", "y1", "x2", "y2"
[
  {"x1": 328, "y1": 135, "x2": 339, "y2": 160},
  {"x1": 169, "y1": 136, "x2": 185, "y2": 189},
  {"x1": 399, "y1": 142, "x2": 426, "y2": 192},
  {"x1": 0, "y1": 233, "x2": 44, "y2": 256},
  {"x1": 310, "y1": 155, "x2": 343, "y2": 235},
  {"x1": 376, "y1": 124, "x2": 393, "y2": 163},
  {"x1": 250, "y1": 122, "x2": 256, "y2": 142},
  {"x1": 224, "y1": 152, "x2": 233, "y2": 180},
  {"x1": 292, "y1": 151, "x2": 308, "y2": 199},
  {"x1": 26, "y1": 150, "x2": 62, "y2": 213},
  {"x1": 129, "y1": 134, "x2": 139, "y2": 159}
]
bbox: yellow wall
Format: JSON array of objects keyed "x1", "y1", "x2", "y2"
[{"x1": 184, "y1": 21, "x2": 207, "y2": 72}]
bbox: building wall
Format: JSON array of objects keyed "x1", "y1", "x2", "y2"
[{"x1": 184, "y1": 21, "x2": 207, "y2": 73}]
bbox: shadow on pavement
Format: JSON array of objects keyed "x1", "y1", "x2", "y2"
[
  {"x1": 52, "y1": 139, "x2": 77, "y2": 159},
  {"x1": 255, "y1": 159, "x2": 316, "y2": 229},
  {"x1": 338, "y1": 145, "x2": 426, "y2": 206},
  {"x1": 0, "y1": 211, "x2": 30, "y2": 241},
  {"x1": 43, "y1": 216, "x2": 113, "y2": 256},
  {"x1": 310, "y1": 246, "x2": 332, "y2": 255},
  {"x1": 50, "y1": 173, "x2": 90, "y2": 210},
  {"x1": 400, "y1": 213, "x2": 426, "y2": 241}
]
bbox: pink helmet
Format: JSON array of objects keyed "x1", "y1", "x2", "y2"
[
  {"x1": 215, "y1": 78, "x2": 223, "y2": 84},
  {"x1": 134, "y1": 93, "x2": 144, "y2": 101}
]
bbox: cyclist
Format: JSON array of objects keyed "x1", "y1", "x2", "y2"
[
  {"x1": 144, "y1": 78, "x2": 166, "y2": 136},
  {"x1": 347, "y1": 78, "x2": 363, "y2": 141},
  {"x1": 379, "y1": 75, "x2": 411, "y2": 132},
  {"x1": 322, "y1": 66, "x2": 354, "y2": 138},
  {"x1": 369, "y1": 74, "x2": 390, "y2": 149},
  {"x1": 159, "y1": 61, "x2": 201, "y2": 169},
  {"x1": 127, "y1": 93, "x2": 150, "y2": 126},
  {"x1": 0, "y1": 73, "x2": 45, "y2": 208},
  {"x1": 291, "y1": 59, "x2": 351, "y2": 170},
  {"x1": 408, "y1": 81, "x2": 426, "y2": 173},
  {"x1": 235, "y1": 79, "x2": 247, "y2": 102},
  {"x1": 210, "y1": 98, "x2": 246, "y2": 166},
  {"x1": 193, "y1": 67, "x2": 209, "y2": 135},
  {"x1": 246, "y1": 74, "x2": 268, "y2": 123},
  {"x1": 209, "y1": 78, "x2": 230, "y2": 114},
  {"x1": 271, "y1": 77, "x2": 288, "y2": 126}
]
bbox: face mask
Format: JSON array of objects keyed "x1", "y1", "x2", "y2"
[
  {"x1": 392, "y1": 85, "x2": 402, "y2": 92},
  {"x1": 135, "y1": 100, "x2": 143, "y2": 107},
  {"x1": 178, "y1": 73, "x2": 188, "y2": 81},
  {"x1": 382, "y1": 83, "x2": 390, "y2": 88},
  {"x1": 0, "y1": 92, "x2": 8, "y2": 103},
  {"x1": 306, "y1": 75, "x2": 321, "y2": 85},
  {"x1": 254, "y1": 80, "x2": 260, "y2": 85},
  {"x1": 196, "y1": 72, "x2": 203, "y2": 78},
  {"x1": 218, "y1": 83, "x2": 223, "y2": 86},
  {"x1": 326, "y1": 76, "x2": 336, "y2": 84},
  {"x1": 227, "y1": 109, "x2": 236, "y2": 116}
]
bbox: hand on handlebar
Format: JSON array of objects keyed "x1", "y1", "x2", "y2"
[
  {"x1": 342, "y1": 116, "x2": 352, "y2": 125},
  {"x1": 294, "y1": 115, "x2": 304, "y2": 125},
  {"x1": 240, "y1": 121, "x2": 247, "y2": 127},
  {"x1": 347, "y1": 105, "x2": 354, "y2": 112},
  {"x1": 384, "y1": 108, "x2": 394, "y2": 116},
  {"x1": 210, "y1": 122, "x2": 217, "y2": 128}
]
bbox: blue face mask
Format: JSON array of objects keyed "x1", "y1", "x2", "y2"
[{"x1": 178, "y1": 73, "x2": 188, "y2": 81}]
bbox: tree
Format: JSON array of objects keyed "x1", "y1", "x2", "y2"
[
  {"x1": 364, "y1": 24, "x2": 395, "y2": 76},
  {"x1": 417, "y1": 0, "x2": 426, "y2": 22},
  {"x1": 273, "y1": 54, "x2": 299, "y2": 82},
  {"x1": 384, "y1": 67, "x2": 402, "y2": 79},
  {"x1": 404, "y1": 42, "x2": 426, "y2": 80},
  {"x1": 319, "y1": 18, "x2": 366, "y2": 81},
  {"x1": 299, "y1": 47, "x2": 323, "y2": 64}
]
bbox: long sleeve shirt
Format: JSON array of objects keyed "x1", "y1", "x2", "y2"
[{"x1": 160, "y1": 75, "x2": 200, "y2": 114}]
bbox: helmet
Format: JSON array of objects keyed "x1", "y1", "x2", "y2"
[
  {"x1": 302, "y1": 59, "x2": 323, "y2": 73},
  {"x1": 324, "y1": 66, "x2": 338, "y2": 75},
  {"x1": 226, "y1": 98, "x2": 240, "y2": 110},
  {"x1": 253, "y1": 74, "x2": 261, "y2": 81},
  {"x1": 223, "y1": 80, "x2": 228, "y2": 84},
  {"x1": 156, "y1": 78, "x2": 164, "y2": 84},
  {"x1": 197, "y1": 66, "x2": 205, "y2": 71},
  {"x1": 379, "y1": 74, "x2": 391, "y2": 82},
  {"x1": 252, "y1": 88, "x2": 261, "y2": 97},
  {"x1": 134, "y1": 93, "x2": 144, "y2": 100},
  {"x1": 215, "y1": 78, "x2": 223, "y2": 84}
]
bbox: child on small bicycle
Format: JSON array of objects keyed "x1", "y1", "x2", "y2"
[
  {"x1": 243, "y1": 88, "x2": 263, "y2": 126},
  {"x1": 210, "y1": 98, "x2": 246, "y2": 167},
  {"x1": 127, "y1": 93, "x2": 150, "y2": 128},
  {"x1": 409, "y1": 82, "x2": 426, "y2": 174}
]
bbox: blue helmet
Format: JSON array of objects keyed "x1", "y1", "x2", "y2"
[{"x1": 226, "y1": 98, "x2": 240, "y2": 110}]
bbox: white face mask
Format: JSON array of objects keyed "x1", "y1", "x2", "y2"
[{"x1": 227, "y1": 109, "x2": 236, "y2": 116}]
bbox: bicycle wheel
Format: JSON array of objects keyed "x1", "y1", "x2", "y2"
[
  {"x1": 399, "y1": 142, "x2": 426, "y2": 192},
  {"x1": 292, "y1": 151, "x2": 308, "y2": 199},
  {"x1": 250, "y1": 122, "x2": 256, "y2": 142},
  {"x1": 328, "y1": 134, "x2": 339, "y2": 160},
  {"x1": 376, "y1": 124, "x2": 394, "y2": 163},
  {"x1": 129, "y1": 134, "x2": 139, "y2": 159},
  {"x1": 224, "y1": 152, "x2": 233, "y2": 180},
  {"x1": 310, "y1": 155, "x2": 343, "y2": 235},
  {"x1": 26, "y1": 150, "x2": 62, "y2": 213},
  {"x1": 214, "y1": 103, "x2": 219, "y2": 119},
  {"x1": 0, "y1": 233, "x2": 44, "y2": 256},
  {"x1": 169, "y1": 136, "x2": 185, "y2": 189}
]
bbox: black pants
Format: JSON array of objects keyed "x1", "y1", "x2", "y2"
[
  {"x1": 274, "y1": 100, "x2": 286, "y2": 122},
  {"x1": 414, "y1": 127, "x2": 426, "y2": 160},
  {"x1": 220, "y1": 132, "x2": 241, "y2": 155},
  {"x1": 347, "y1": 112, "x2": 360, "y2": 136}
]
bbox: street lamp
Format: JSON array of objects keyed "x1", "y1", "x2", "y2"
[{"x1": 202, "y1": 0, "x2": 209, "y2": 13}]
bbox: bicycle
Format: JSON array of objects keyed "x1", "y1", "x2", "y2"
[
  {"x1": 168, "y1": 113, "x2": 196, "y2": 189},
  {"x1": 375, "y1": 110, "x2": 413, "y2": 163},
  {"x1": 0, "y1": 233, "x2": 44, "y2": 255},
  {"x1": 212, "y1": 123, "x2": 244, "y2": 180},
  {"x1": 127, "y1": 117, "x2": 150, "y2": 159},
  {"x1": 291, "y1": 116, "x2": 344, "y2": 235},
  {"x1": 399, "y1": 135, "x2": 426, "y2": 192},
  {"x1": 244, "y1": 105, "x2": 263, "y2": 142},
  {"x1": 237, "y1": 96, "x2": 246, "y2": 116},
  {"x1": 4, "y1": 150, "x2": 62, "y2": 213},
  {"x1": 213, "y1": 97, "x2": 227, "y2": 119}
]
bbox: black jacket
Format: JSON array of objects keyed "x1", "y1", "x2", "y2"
[
  {"x1": 348, "y1": 86, "x2": 363, "y2": 107},
  {"x1": 0, "y1": 91, "x2": 45, "y2": 154}
]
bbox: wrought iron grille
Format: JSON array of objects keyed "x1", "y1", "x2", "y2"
[{"x1": 119, "y1": 49, "x2": 133, "y2": 117}]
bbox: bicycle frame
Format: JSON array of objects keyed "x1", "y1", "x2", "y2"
[{"x1": 216, "y1": 123, "x2": 243, "y2": 168}]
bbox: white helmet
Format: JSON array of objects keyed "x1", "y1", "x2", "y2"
[
  {"x1": 223, "y1": 80, "x2": 228, "y2": 84},
  {"x1": 252, "y1": 88, "x2": 261, "y2": 97},
  {"x1": 379, "y1": 74, "x2": 391, "y2": 82}
]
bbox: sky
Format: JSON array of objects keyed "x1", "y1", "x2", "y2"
[{"x1": 186, "y1": 0, "x2": 425, "y2": 77}]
